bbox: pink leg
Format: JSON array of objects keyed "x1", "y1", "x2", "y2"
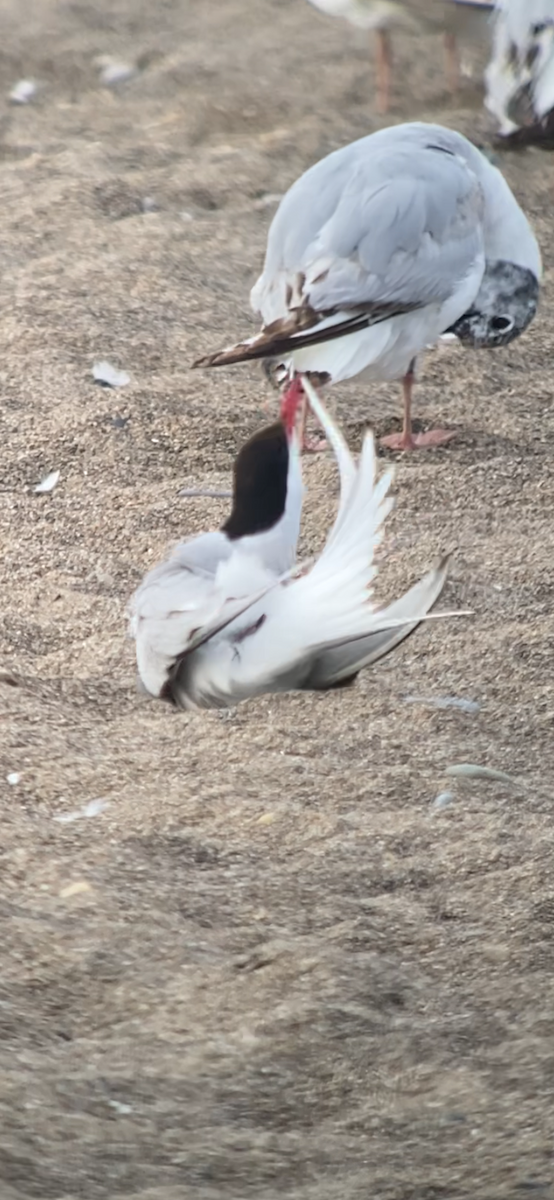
[
  {"x1": 374, "y1": 29, "x2": 392, "y2": 115},
  {"x1": 380, "y1": 363, "x2": 456, "y2": 452},
  {"x1": 299, "y1": 390, "x2": 327, "y2": 453},
  {"x1": 443, "y1": 31, "x2": 459, "y2": 97}
]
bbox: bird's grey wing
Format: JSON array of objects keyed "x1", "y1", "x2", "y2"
[
  {"x1": 301, "y1": 554, "x2": 450, "y2": 690},
  {"x1": 195, "y1": 144, "x2": 485, "y2": 369},
  {"x1": 132, "y1": 537, "x2": 286, "y2": 703},
  {"x1": 130, "y1": 560, "x2": 220, "y2": 697},
  {"x1": 130, "y1": 532, "x2": 235, "y2": 696},
  {"x1": 255, "y1": 143, "x2": 484, "y2": 315}
]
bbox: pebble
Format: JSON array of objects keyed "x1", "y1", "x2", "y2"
[{"x1": 431, "y1": 791, "x2": 456, "y2": 811}]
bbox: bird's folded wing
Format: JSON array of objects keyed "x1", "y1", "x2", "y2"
[
  {"x1": 192, "y1": 302, "x2": 418, "y2": 368},
  {"x1": 131, "y1": 549, "x2": 283, "y2": 698},
  {"x1": 194, "y1": 144, "x2": 484, "y2": 368},
  {"x1": 130, "y1": 562, "x2": 225, "y2": 696},
  {"x1": 264, "y1": 153, "x2": 484, "y2": 314}
]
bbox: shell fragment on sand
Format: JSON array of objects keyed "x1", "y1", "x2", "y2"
[
  {"x1": 9, "y1": 79, "x2": 37, "y2": 104},
  {"x1": 34, "y1": 470, "x2": 60, "y2": 495},
  {"x1": 54, "y1": 799, "x2": 110, "y2": 824},
  {"x1": 59, "y1": 880, "x2": 93, "y2": 898},
  {"x1": 92, "y1": 362, "x2": 130, "y2": 388},
  {"x1": 96, "y1": 57, "x2": 137, "y2": 87}
]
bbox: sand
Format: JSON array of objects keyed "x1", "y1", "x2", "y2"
[{"x1": 0, "y1": 2, "x2": 553, "y2": 1197}]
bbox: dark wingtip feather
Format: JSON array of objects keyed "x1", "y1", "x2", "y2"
[
  {"x1": 192, "y1": 342, "x2": 261, "y2": 369},
  {"x1": 192, "y1": 299, "x2": 421, "y2": 370}
]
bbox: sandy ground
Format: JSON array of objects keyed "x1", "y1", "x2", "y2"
[{"x1": 0, "y1": 2, "x2": 554, "y2": 1197}]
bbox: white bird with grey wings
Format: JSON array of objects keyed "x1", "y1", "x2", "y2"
[{"x1": 194, "y1": 122, "x2": 541, "y2": 452}]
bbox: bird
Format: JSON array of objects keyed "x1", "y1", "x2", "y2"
[
  {"x1": 484, "y1": 0, "x2": 554, "y2": 146},
  {"x1": 129, "y1": 375, "x2": 454, "y2": 711},
  {"x1": 305, "y1": 1, "x2": 495, "y2": 114},
  {"x1": 193, "y1": 122, "x2": 541, "y2": 453}
]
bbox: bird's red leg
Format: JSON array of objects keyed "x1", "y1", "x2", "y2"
[
  {"x1": 380, "y1": 360, "x2": 456, "y2": 452},
  {"x1": 375, "y1": 29, "x2": 392, "y2": 115}
]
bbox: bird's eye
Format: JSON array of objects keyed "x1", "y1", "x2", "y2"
[{"x1": 490, "y1": 316, "x2": 513, "y2": 332}]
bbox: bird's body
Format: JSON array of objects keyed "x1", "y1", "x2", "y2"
[
  {"x1": 249, "y1": 132, "x2": 487, "y2": 388},
  {"x1": 306, "y1": 1, "x2": 422, "y2": 33},
  {"x1": 195, "y1": 123, "x2": 541, "y2": 451},
  {"x1": 306, "y1": 0, "x2": 495, "y2": 111},
  {"x1": 485, "y1": 0, "x2": 554, "y2": 142},
  {"x1": 307, "y1": 0, "x2": 491, "y2": 34},
  {"x1": 130, "y1": 378, "x2": 451, "y2": 711}
]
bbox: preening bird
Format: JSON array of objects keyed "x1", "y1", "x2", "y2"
[
  {"x1": 194, "y1": 122, "x2": 541, "y2": 452},
  {"x1": 305, "y1": 0, "x2": 495, "y2": 114},
  {"x1": 485, "y1": 0, "x2": 554, "y2": 145},
  {"x1": 129, "y1": 376, "x2": 453, "y2": 711}
]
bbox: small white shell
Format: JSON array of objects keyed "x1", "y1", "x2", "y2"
[
  {"x1": 83, "y1": 799, "x2": 109, "y2": 818},
  {"x1": 99, "y1": 61, "x2": 136, "y2": 87},
  {"x1": 34, "y1": 470, "x2": 60, "y2": 494},
  {"x1": 54, "y1": 798, "x2": 109, "y2": 823},
  {"x1": 9, "y1": 79, "x2": 37, "y2": 104},
  {"x1": 92, "y1": 361, "x2": 130, "y2": 388}
]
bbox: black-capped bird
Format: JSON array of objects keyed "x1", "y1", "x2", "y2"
[{"x1": 129, "y1": 377, "x2": 457, "y2": 711}]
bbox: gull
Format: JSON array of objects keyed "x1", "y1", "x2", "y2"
[
  {"x1": 305, "y1": 1, "x2": 495, "y2": 114},
  {"x1": 194, "y1": 122, "x2": 541, "y2": 452},
  {"x1": 129, "y1": 377, "x2": 455, "y2": 711},
  {"x1": 485, "y1": 0, "x2": 554, "y2": 145}
]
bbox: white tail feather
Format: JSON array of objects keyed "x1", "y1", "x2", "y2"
[{"x1": 300, "y1": 374, "x2": 358, "y2": 546}]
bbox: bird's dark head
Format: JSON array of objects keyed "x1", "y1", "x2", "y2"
[
  {"x1": 222, "y1": 423, "x2": 289, "y2": 540},
  {"x1": 447, "y1": 261, "x2": 540, "y2": 348},
  {"x1": 222, "y1": 383, "x2": 303, "y2": 541}
]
